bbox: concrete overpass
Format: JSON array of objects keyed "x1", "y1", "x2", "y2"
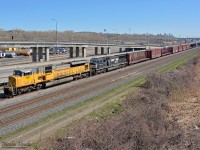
[
  {"x1": 0, "y1": 41, "x2": 116, "y2": 48},
  {"x1": 0, "y1": 41, "x2": 147, "y2": 62}
]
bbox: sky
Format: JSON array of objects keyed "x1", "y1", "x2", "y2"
[{"x1": 0, "y1": 0, "x2": 200, "y2": 37}]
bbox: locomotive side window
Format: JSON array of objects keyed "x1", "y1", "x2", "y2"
[
  {"x1": 45, "y1": 66, "x2": 52, "y2": 73},
  {"x1": 24, "y1": 72, "x2": 32, "y2": 76}
]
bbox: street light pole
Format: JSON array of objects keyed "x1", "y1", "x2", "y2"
[{"x1": 52, "y1": 19, "x2": 58, "y2": 46}]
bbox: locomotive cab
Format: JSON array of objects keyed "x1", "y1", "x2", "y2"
[
  {"x1": 4, "y1": 69, "x2": 34, "y2": 97},
  {"x1": 90, "y1": 58, "x2": 108, "y2": 74},
  {"x1": 13, "y1": 70, "x2": 33, "y2": 76}
]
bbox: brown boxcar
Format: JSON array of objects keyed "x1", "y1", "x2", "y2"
[
  {"x1": 173, "y1": 46, "x2": 179, "y2": 53},
  {"x1": 126, "y1": 50, "x2": 150, "y2": 65},
  {"x1": 161, "y1": 47, "x2": 173, "y2": 56},
  {"x1": 182, "y1": 44, "x2": 187, "y2": 51},
  {"x1": 167, "y1": 46, "x2": 174, "y2": 53},
  {"x1": 178, "y1": 45, "x2": 183, "y2": 52},
  {"x1": 149, "y1": 49, "x2": 162, "y2": 59}
]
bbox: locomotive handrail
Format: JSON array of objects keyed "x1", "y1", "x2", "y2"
[{"x1": 4, "y1": 81, "x2": 13, "y2": 90}]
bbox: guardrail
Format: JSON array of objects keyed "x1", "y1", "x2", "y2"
[{"x1": 0, "y1": 41, "x2": 117, "y2": 48}]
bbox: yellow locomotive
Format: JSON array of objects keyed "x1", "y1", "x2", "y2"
[{"x1": 4, "y1": 60, "x2": 90, "y2": 97}]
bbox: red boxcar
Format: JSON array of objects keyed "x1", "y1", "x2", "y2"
[
  {"x1": 173, "y1": 46, "x2": 179, "y2": 53},
  {"x1": 149, "y1": 49, "x2": 162, "y2": 59},
  {"x1": 178, "y1": 45, "x2": 183, "y2": 52},
  {"x1": 126, "y1": 50, "x2": 150, "y2": 65},
  {"x1": 182, "y1": 44, "x2": 187, "y2": 51},
  {"x1": 161, "y1": 47, "x2": 173, "y2": 56}
]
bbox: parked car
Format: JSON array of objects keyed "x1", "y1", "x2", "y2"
[
  {"x1": 59, "y1": 47, "x2": 67, "y2": 53},
  {"x1": 5, "y1": 54, "x2": 14, "y2": 58},
  {"x1": 49, "y1": 47, "x2": 67, "y2": 54}
]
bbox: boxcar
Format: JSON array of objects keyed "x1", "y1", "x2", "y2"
[
  {"x1": 178, "y1": 45, "x2": 183, "y2": 52},
  {"x1": 182, "y1": 44, "x2": 187, "y2": 51},
  {"x1": 172, "y1": 46, "x2": 179, "y2": 53},
  {"x1": 161, "y1": 47, "x2": 173, "y2": 56},
  {"x1": 126, "y1": 50, "x2": 150, "y2": 65},
  {"x1": 167, "y1": 46, "x2": 174, "y2": 53},
  {"x1": 148, "y1": 49, "x2": 162, "y2": 59}
]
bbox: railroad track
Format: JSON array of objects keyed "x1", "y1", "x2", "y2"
[
  {"x1": 0, "y1": 60, "x2": 157, "y2": 128},
  {"x1": 0, "y1": 48, "x2": 199, "y2": 135},
  {"x1": 0, "y1": 62, "x2": 152, "y2": 126}
]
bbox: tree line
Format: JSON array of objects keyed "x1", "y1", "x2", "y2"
[{"x1": 0, "y1": 29, "x2": 177, "y2": 45}]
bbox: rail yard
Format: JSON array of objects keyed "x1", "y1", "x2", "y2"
[
  {"x1": 0, "y1": 43, "x2": 200, "y2": 147},
  {"x1": 1, "y1": 0, "x2": 200, "y2": 148}
]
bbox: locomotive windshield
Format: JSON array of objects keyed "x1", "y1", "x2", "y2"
[
  {"x1": 13, "y1": 70, "x2": 23, "y2": 76},
  {"x1": 90, "y1": 59, "x2": 99, "y2": 63},
  {"x1": 13, "y1": 70, "x2": 32, "y2": 76}
]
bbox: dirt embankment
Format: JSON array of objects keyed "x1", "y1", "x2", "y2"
[{"x1": 37, "y1": 57, "x2": 200, "y2": 150}]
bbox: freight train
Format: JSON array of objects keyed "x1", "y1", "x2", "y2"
[{"x1": 3, "y1": 43, "x2": 200, "y2": 97}]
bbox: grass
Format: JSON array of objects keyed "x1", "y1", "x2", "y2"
[
  {"x1": 89, "y1": 102, "x2": 123, "y2": 118},
  {"x1": 158, "y1": 51, "x2": 200, "y2": 73},
  {"x1": 53, "y1": 76, "x2": 146, "y2": 137},
  {"x1": 1, "y1": 50, "x2": 199, "y2": 142},
  {"x1": 88, "y1": 77, "x2": 145, "y2": 120}
]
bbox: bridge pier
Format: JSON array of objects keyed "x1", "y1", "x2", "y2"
[
  {"x1": 45, "y1": 47, "x2": 49, "y2": 61},
  {"x1": 76, "y1": 47, "x2": 80, "y2": 57},
  {"x1": 69, "y1": 47, "x2": 74, "y2": 58},
  {"x1": 69, "y1": 47, "x2": 87, "y2": 58},
  {"x1": 32, "y1": 47, "x2": 49, "y2": 62},
  {"x1": 95, "y1": 47, "x2": 98, "y2": 55},
  {"x1": 38, "y1": 47, "x2": 43, "y2": 61},
  {"x1": 32, "y1": 47, "x2": 38, "y2": 62},
  {"x1": 82, "y1": 47, "x2": 86, "y2": 57},
  {"x1": 107, "y1": 47, "x2": 110, "y2": 54},
  {"x1": 101, "y1": 47, "x2": 104, "y2": 55}
]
